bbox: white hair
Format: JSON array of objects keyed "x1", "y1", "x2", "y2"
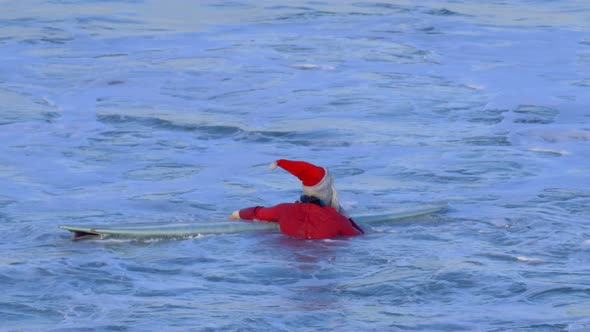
[{"x1": 302, "y1": 169, "x2": 348, "y2": 217}]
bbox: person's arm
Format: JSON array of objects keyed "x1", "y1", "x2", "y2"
[{"x1": 228, "y1": 203, "x2": 290, "y2": 222}]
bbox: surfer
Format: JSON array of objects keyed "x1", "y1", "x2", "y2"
[{"x1": 228, "y1": 159, "x2": 364, "y2": 239}]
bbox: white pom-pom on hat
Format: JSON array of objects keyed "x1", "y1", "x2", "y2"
[{"x1": 269, "y1": 161, "x2": 278, "y2": 170}]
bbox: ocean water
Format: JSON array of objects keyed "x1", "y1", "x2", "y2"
[{"x1": 1, "y1": 0, "x2": 590, "y2": 331}]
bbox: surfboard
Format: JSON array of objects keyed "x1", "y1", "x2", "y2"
[{"x1": 59, "y1": 204, "x2": 447, "y2": 241}]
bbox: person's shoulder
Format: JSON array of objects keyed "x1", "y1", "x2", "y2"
[
  {"x1": 274, "y1": 202, "x2": 295, "y2": 207},
  {"x1": 315, "y1": 204, "x2": 345, "y2": 216}
]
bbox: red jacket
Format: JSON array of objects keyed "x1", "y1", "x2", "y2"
[{"x1": 238, "y1": 202, "x2": 364, "y2": 239}]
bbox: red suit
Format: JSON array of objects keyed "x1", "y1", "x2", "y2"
[{"x1": 237, "y1": 202, "x2": 364, "y2": 239}]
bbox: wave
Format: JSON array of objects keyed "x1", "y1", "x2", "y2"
[
  {"x1": 528, "y1": 147, "x2": 570, "y2": 156},
  {"x1": 97, "y1": 113, "x2": 348, "y2": 147},
  {"x1": 425, "y1": 8, "x2": 465, "y2": 17}
]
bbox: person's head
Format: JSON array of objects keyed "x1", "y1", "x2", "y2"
[{"x1": 270, "y1": 159, "x2": 346, "y2": 215}]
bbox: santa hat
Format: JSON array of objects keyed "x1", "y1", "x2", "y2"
[
  {"x1": 268, "y1": 159, "x2": 326, "y2": 187},
  {"x1": 269, "y1": 159, "x2": 346, "y2": 215}
]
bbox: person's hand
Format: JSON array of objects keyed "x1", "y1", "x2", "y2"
[{"x1": 228, "y1": 210, "x2": 240, "y2": 220}]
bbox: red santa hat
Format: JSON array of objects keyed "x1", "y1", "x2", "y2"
[
  {"x1": 269, "y1": 158, "x2": 347, "y2": 216},
  {"x1": 268, "y1": 159, "x2": 326, "y2": 186}
]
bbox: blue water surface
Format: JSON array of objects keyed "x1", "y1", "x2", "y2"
[{"x1": 1, "y1": 1, "x2": 590, "y2": 331}]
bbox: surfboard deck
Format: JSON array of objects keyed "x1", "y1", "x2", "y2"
[{"x1": 60, "y1": 204, "x2": 447, "y2": 241}]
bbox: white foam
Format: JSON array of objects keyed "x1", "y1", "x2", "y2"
[
  {"x1": 289, "y1": 63, "x2": 335, "y2": 70},
  {"x1": 516, "y1": 256, "x2": 544, "y2": 263},
  {"x1": 528, "y1": 147, "x2": 571, "y2": 156},
  {"x1": 466, "y1": 84, "x2": 485, "y2": 90}
]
